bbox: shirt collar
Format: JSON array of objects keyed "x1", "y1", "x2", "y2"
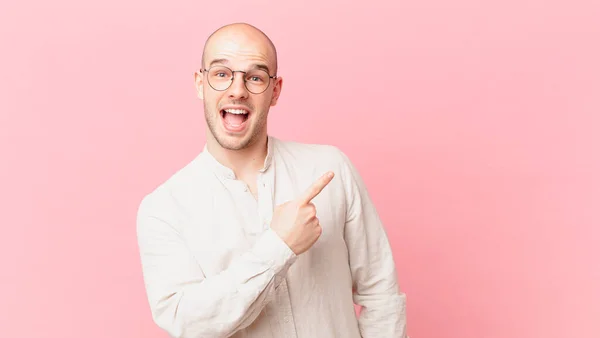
[{"x1": 200, "y1": 135, "x2": 275, "y2": 180}]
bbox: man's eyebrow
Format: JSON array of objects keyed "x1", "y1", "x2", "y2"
[
  {"x1": 250, "y1": 63, "x2": 271, "y2": 73},
  {"x1": 208, "y1": 58, "x2": 230, "y2": 67}
]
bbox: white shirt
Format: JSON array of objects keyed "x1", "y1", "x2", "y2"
[{"x1": 136, "y1": 135, "x2": 408, "y2": 338}]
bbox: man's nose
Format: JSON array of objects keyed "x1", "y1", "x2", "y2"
[{"x1": 227, "y1": 72, "x2": 249, "y2": 99}]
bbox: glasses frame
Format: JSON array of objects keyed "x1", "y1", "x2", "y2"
[{"x1": 200, "y1": 66, "x2": 278, "y2": 94}]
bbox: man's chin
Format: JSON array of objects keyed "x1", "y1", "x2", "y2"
[{"x1": 215, "y1": 133, "x2": 253, "y2": 151}]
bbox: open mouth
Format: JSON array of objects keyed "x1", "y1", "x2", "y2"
[{"x1": 220, "y1": 108, "x2": 250, "y2": 131}]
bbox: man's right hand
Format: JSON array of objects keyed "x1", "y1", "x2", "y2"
[{"x1": 269, "y1": 171, "x2": 335, "y2": 255}]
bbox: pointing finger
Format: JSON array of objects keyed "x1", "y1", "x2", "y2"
[{"x1": 298, "y1": 171, "x2": 334, "y2": 205}]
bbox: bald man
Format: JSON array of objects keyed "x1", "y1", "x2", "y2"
[{"x1": 136, "y1": 23, "x2": 408, "y2": 338}]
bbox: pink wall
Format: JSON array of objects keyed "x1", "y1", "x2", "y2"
[{"x1": 1, "y1": 1, "x2": 598, "y2": 337}]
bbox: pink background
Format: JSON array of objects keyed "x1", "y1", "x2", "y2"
[{"x1": 1, "y1": 0, "x2": 599, "y2": 337}]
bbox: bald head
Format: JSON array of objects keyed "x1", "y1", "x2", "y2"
[{"x1": 201, "y1": 23, "x2": 278, "y2": 75}]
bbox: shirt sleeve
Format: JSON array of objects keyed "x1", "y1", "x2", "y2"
[
  {"x1": 337, "y1": 149, "x2": 409, "y2": 338},
  {"x1": 136, "y1": 193, "x2": 297, "y2": 338}
]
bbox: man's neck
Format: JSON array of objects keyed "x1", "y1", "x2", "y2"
[{"x1": 206, "y1": 133, "x2": 269, "y2": 179}]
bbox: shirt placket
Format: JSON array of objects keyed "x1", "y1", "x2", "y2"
[{"x1": 257, "y1": 171, "x2": 298, "y2": 338}]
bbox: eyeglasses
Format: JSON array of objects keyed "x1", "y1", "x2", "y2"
[{"x1": 200, "y1": 66, "x2": 277, "y2": 94}]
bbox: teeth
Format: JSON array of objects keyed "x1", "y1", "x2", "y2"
[{"x1": 224, "y1": 109, "x2": 248, "y2": 115}]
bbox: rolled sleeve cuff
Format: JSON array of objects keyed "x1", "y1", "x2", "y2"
[{"x1": 252, "y1": 228, "x2": 298, "y2": 276}]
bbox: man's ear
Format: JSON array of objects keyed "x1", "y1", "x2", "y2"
[
  {"x1": 270, "y1": 76, "x2": 283, "y2": 106},
  {"x1": 194, "y1": 71, "x2": 204, "y2": 100}
]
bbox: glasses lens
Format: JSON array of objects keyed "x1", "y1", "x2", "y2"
[
  {"x1": 207, "y1": 66, "x2": 233, "y2": 91},
  {"x1": 244, "y1": 69, "x2": 270, "y2": 94}
]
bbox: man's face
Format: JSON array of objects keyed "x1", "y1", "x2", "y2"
[{"x1": 195, "y1": 29, "x2": 282, "y2": 151}]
